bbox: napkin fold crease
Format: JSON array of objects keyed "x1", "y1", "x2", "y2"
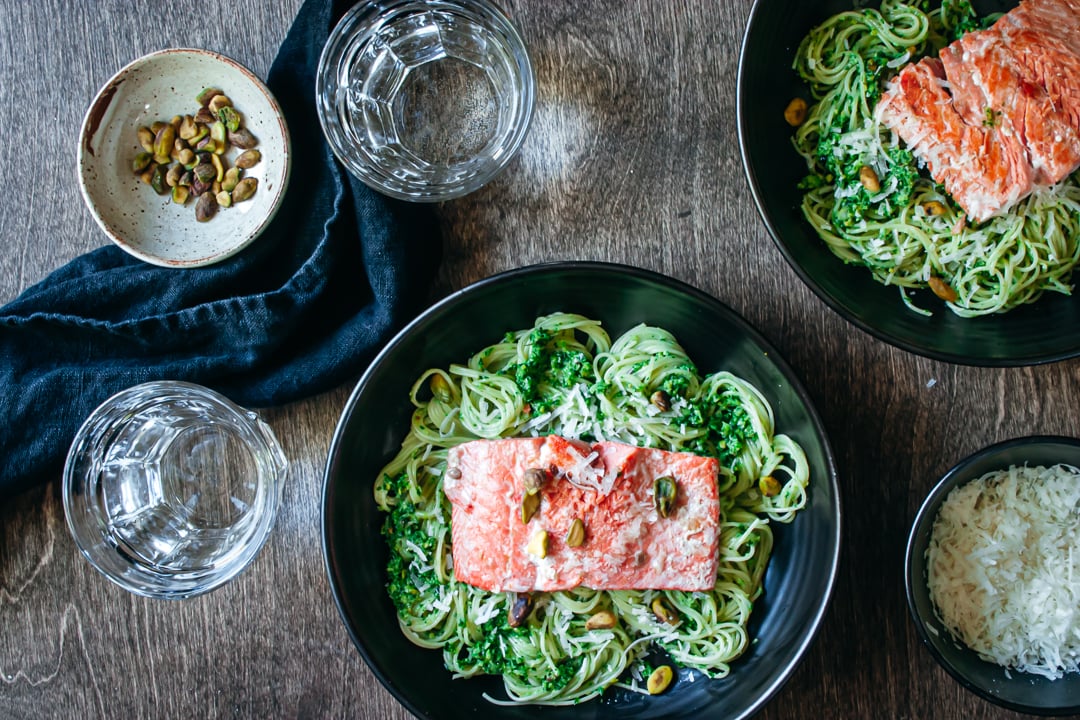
[{"x1": 0, "y1": 0, "x2": 441, "y2": 502}]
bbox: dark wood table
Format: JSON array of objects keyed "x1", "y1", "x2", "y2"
[{"x1": 2, "y1": 0, "x2": 1078, "y2": 717}]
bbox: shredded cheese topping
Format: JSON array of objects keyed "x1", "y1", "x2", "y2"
[{"x1": 927, "y1": 463, "x2": 1080, "y2": 679}]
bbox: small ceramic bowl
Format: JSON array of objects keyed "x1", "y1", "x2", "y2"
[
  {"x1": 78, "y1": 49, "x2": 291, "y2": 268},
  {"x1": 906, "y1": 436, "x2": 1080, "y2": 715}
]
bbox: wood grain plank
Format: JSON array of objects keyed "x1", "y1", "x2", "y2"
[{"x1": 3, "y1": 0, "x2": 1080, "y2": 717}]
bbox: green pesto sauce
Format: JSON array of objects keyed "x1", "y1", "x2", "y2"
[
  {"x1": 465, "y1": 616, "x2": 583, "y2": 691},
  {"x1": 505, "y1": 328, "x2": 594, "y2": 414},
  {"x1": 806, "y1": 137, "x2": 917, "y2": 231},
  {"x1": 939, "y1": 0, "x2": 981, "y2": 41},
  {"x1": 678, "y1": 390, "x2": 756, "y2": 472},
  {"x1": 658, "y1": 369, "x2": 693, "y2": 398},
  {"x1": 381, "y1": 473, "x2": 440, "y2": 615}
]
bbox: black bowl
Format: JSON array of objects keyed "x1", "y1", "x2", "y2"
[
  {"x1": 323, "y1": 262, "x2": 841, "y2": 719},
  {"x1": 737, "y1": 0, "x2": 1080, "y2": 366},
  {"x1": 905, "y1": 436, "x2": 1080, "y2": 715}
]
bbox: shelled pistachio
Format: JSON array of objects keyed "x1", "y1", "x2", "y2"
[
  {"x1": 235, "y1": 149, "x2": 261, "y2": 169},
  {"x1": 195, "y1": 191, "x2": 218, "y2": 222},
  {"x1": 231, "y1": 177, "x2": 258, "y2": 204},
  {"x1": 647, "y1": 665, "x2": 674, "y2": 695}
]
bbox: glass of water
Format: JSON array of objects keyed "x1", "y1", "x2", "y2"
[
  {"x1": 62, "y1": 381, "x2": 287, "y2": 599},
  {"x1": 316, "y1": 0, "x2": 535, "y2": 201}
]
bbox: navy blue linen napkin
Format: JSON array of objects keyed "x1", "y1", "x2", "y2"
[{"x1": 0, "y1": 0, "x2": 440, "y2": 502}]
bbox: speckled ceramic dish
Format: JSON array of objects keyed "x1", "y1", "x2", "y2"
[
  {"x1": 323, "y1": 262, "x2": 842, "y2": 719},
  {"x1": 78, "y1": 49, "x2": 291, "y2": 268}
]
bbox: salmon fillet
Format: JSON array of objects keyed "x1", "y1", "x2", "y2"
[
  {"x1": 877, "y1": 57, "x2": 1032, "y2": 220},
  {"x1": 942, "y1": 29, "x2": 1080, "y2": 185},
  {"x1": 876, "y1": 0, "x2": 1080, "y2": 221},
  {"x1": 999, "y1": 0, "x2": 1080, "y2": 131},
  {"x1": 443, "y1": 436, "x2": 721, "y2": 593}
]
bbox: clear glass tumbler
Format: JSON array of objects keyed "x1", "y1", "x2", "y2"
[
  {"x1": 62, "y1": 381, "x2": 288, "y2": 599},
  {"x1": 316, "y1": 0, "x2": 535, "y2": 201}
]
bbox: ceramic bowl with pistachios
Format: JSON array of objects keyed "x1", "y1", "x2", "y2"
[{"x1": 78, "y1": 48, "x2": 291, "y2": 268}]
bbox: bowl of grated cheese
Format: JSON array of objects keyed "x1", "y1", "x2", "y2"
[{"x1": 905, "y1": 435, "x2": 1080, "y2": 715}]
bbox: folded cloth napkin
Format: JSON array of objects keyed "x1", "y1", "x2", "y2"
[{"x1": 0, "y1": 0, "x2": 441, "y2": 502}]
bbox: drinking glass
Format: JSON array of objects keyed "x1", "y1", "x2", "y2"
[
  {"x1": 62, "y1": 381, "x2": 287, "y2": 599},
  {"x1": 316, "y1": 0, "x2": 535, "y2": 201}
]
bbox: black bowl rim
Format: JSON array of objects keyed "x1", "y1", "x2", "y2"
[
  {"x1": 321, "y1": 260, "x2": 842, "y2": 718},
  {"x1": 904, "y1": 434, "x2": 1080, "y2": 715},
  {"x1": 735, "y1": 0, "x2": 1080, "y2": 368}
]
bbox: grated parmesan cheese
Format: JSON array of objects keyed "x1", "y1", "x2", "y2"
[
  {"x1": 473, "y1": 594, "x2": 501, "y2": 625},
  {"x1": 543, "y1": 440, "x2": 620, "y2": 495},
  {"x1": 927, "y1": 463, "x2": 1080, "y2": 679}
]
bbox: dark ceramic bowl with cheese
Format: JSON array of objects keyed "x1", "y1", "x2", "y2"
[
  {"x1": 738, "y1": 0, "x2": 1080, "y2": 366},
  {"x1": 322, "y1": 262, "x2": 841, "y2": 719},
  {"x1": 905, "y1": 436, "x2": 1080, "y2": 715}
]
